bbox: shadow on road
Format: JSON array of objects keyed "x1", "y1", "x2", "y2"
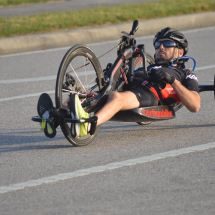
[
  {"x1": 0, "y1": 128, "x2": 74, "y2": 153},
  {"x1": 1, "y1": 123, "x2": 215, "y2": 152},
  {"x1": 101, "y1": 122, "x2": 215, "y2": 131},
  {"x1": 0, "y1": 144, "x2": 73, "y2": 153}
]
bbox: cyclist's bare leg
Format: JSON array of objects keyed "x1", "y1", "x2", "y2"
[
  {"x1": 62, "y1": 97, "x2": 70, "y2": 108},
  {"x1": 96, "y1": 91, "x2": 140, "y2": 126}
]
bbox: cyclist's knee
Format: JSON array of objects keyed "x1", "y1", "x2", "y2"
[
  {"x1": 108, "y1": 92, "x2": 126, "y2": 108},
  {"x1": 108, "y1": 91, "x2": 122, "y2": 102}
]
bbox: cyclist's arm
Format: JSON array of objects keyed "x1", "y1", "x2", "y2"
[{"x1": 171, "y1": 80, "x2": 200, "y2": 112}]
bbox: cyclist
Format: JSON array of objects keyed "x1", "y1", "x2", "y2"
[{"x1": 38, "y1": 27, "x2": 201, "y2": 138}]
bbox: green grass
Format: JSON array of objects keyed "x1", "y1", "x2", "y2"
[
  {"x1": 0, "y1": 0, "x2": 62, "y2": 7},
  {"x1": 0, "y1": 0, "x2": 215, "y2": 38}
]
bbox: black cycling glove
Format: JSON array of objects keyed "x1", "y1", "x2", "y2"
[{"x1": 150, "y1": 68, "x2": 175, "y2": 84}]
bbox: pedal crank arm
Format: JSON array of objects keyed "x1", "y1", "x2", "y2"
[{"x1": 51, "y1": 108, "x2": 70, "y2": 118}]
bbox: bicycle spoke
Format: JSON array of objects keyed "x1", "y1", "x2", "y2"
[{"x1": 69, "y1": 62, "x2": 87, "y2": 93}]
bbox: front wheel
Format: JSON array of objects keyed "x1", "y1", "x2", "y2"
[{"x1": 55, "y1": 45, "x2": 103, "y2": 146}]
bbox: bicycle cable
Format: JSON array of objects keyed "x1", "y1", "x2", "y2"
[{"x1": 68, "y1": 40, "x2": 123, "y2": 73}]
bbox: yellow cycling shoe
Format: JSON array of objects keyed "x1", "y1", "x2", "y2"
[{"x1": 69, "y1": 93, "x2": 91, "y2": 138}]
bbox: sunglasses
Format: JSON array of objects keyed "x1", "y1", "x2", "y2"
[{"x1": 154, "y1": 40, "x2": 177, "y2": 49}]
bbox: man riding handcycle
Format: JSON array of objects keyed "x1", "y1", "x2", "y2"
[{"x1": 33, "y1": 22, "x2": 205, "y2": 147}]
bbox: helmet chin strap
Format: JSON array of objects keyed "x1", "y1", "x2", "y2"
[{"x1": 170, "y1": 46, "x2": 179, "y2": 66}]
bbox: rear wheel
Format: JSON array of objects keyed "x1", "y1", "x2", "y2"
[
  {"x1": 137, "y1": 121, "x2": 152, "y2": 126},
  {"x1": 133, "y1": 52, "x2": 155, "y2": 71},
  {"x1": 55, "y1": 45, "x2": 103, "y2": 146}
]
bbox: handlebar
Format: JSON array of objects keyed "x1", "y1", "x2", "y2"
[
  {"x1": 136, "y1": 49, "x2": 151, "y2": 80},
  {"x1": 118, "y1": 20, "x2": 139, "y2": 54}
]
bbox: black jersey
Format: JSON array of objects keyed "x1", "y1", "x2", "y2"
[
  {"x1": 147, "y1": 64, "x2": 199, "y2": 93},
  {"x1": 140, "y1": 64, "x2": 199, "y2": 104}
]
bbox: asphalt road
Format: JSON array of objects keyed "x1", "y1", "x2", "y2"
[
  {"x1": 0, "y1": 0, "x2": 158, "y2": 17},
  {"x1": 0, "y1": 26, "x2": 215, "y2": 214}
]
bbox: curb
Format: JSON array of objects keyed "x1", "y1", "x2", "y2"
[{"x1": 1, "y1": 11, "x2": 215, "y2": 55}]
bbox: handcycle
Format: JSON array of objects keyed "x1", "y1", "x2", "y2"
[{"x1": 32, "y1": 20, "x2": 214, "y2": 147}]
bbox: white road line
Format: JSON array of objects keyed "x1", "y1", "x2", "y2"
[
  {"x1": 0, "y1": 71, "x2": 95, "y2": 84},
  {"x1": 0, "y1": 82, "x2": 96, "y2": 101},
  {"x1": 1, "y1": 26, "x2": 214, "y2": 58},
  {"x1": 1, "y1": 142, "x2": 215, "y2": 194},
  {"x1": 0, "y1": 64, "x2": 214, "y2": 102},
  {"x1": 195, "y1": 65, "x2": 215, "y2": 71},
  {"x1": 0, "y1": 76, "x2": 56, "y2": 84},
  {"x1": 0, "y1": 65, "x2": 214, "y2": 85},
  {"x1": 0, "y1": 91, "x2": 55, "y2": 102}
]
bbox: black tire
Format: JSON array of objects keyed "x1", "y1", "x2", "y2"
[
  {"x1": 133, "y1": 53, "x2": 155, "y2": 126},
  {"x1": 136, "y1": 121, "x2": 152, "y2": 126},
  {"x1": 55, "y1": 45, "x2": 103, "y2": 146}
]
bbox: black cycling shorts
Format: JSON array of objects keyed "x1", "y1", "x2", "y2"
[{"x1": 126, "y1": 83, "x2": 158, "y2": 107}]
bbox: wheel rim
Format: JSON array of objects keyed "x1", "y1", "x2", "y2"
[{"x1": 59, "y1": 53, "x2": 100, "y2": 110}]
